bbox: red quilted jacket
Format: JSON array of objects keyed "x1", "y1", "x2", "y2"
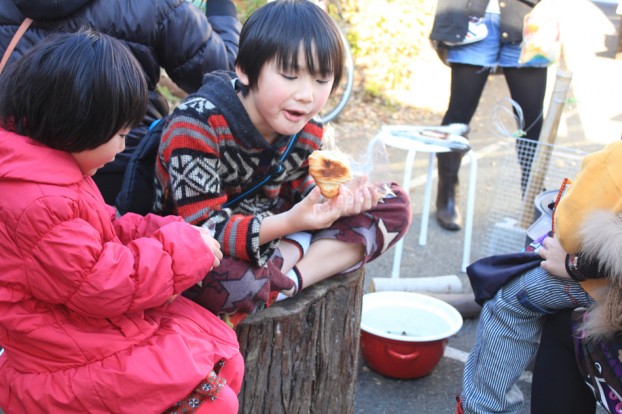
[{"x1": 0, "y1": 129, "x2": 241, "y2": 413}]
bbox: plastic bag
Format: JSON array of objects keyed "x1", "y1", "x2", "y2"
[
  {"x1": 317, "y1": 125, "x2": 394, "y2": 198},
  {"x1": 519, "y1": 0, "x2": 560, "y2": 66}
]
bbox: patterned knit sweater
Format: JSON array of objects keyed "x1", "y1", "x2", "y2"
[{"x1": 154, "y1": 70, "x2": 323, "y2": 266}]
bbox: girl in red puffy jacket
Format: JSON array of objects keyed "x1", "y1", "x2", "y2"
[
  {"x1": 0, "y1": 0, "x2": 242, "y2": 205},
  {"x1": 0, "y1": 29, "x2": 243, "y2": 413}
]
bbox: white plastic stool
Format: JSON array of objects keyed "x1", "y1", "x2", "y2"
[{"x1": 368, "y1": 125, "x2": 478, "y2": 275}]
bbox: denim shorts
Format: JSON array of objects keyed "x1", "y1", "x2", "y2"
[{"x1": 447, "y1": 13, "x2": 547, "y2": 68}]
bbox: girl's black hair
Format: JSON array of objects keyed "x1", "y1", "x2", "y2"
[
  {"x1": 235, "y1": 0, "x2": 344, "y2": 94},
  {"x1": 0, "y1": 28, "x2": 147, "y2": 152}
]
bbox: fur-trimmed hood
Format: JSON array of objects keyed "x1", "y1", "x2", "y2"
[{"x1": 579, "y1": 210, "x2": 622, "y2": 339}]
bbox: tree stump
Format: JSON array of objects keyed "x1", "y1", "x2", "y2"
[{"x1": 235, "y1": 268, "x2": 365, "y2": 414}]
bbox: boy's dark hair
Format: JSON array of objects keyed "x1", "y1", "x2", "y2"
[
  {"x1": 0, "y1": 28, "x2": 147, "y2": 152},
  {"x1": 235, "y1": 0, "x2": 344, "y2": 94}
]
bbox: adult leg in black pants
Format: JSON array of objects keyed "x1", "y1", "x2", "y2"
[
  {"x1": 437, "y1": 65, "x2": 547, "y2": 230},
  {"x1": 531, "y1": 310, "x2": 596, "y2": 414},
  {"x1": 503, "y1": 67, "x2": 548, "y2": 194},
  {"x1": 438, "y1": 63, "x2": 489, "y2": 231}
]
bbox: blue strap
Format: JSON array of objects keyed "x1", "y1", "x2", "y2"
[
  {"x1": 148, "y1": 118, "x2": 162, "y2": 132},
  {"x1": 224, "y1": 133, "x2": 298, "y2": 208}
]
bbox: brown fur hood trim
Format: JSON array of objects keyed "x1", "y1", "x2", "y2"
[{"x1": 579, "y1": 210, "x2": 622, "y2": 339}]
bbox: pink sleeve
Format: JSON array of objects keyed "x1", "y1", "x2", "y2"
[
  {"x1": 113, "y1": 212, "x2": 185, "y2": 243},
  {"x1": 27, "y1": 220, "x2": 214, "y2": 317}
]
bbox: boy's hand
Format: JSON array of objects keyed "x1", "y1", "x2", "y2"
[
  {"x1": 341, "y1": 176, "x2": 382, "y2": 217},
  {"x1": 291, "y1": 186, "x2": 345, "y2": 230}
]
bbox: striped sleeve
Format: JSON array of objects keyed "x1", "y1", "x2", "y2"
[{"x1": 156, "y1": 99, "x2": 265, "y2": 263}]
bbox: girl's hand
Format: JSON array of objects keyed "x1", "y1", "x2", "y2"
[
  {"x1": 539, "y1": 236, "x2": 571, "y2": 279},
  {"x1": 194, "y1": 225, "x2": 223, "y2": 268},
  {"x1": 290, "y1": 186, "x2": 345, "y2": 230}
]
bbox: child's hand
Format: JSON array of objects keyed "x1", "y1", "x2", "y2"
[
  {"x1": 539, "y1": 236, "x2": 571, "y2": 279},
  {"x1": 194, "y1": 226, "x2": 223, "y2": 269},
  {"x1": 341, "y1": 176, "x2": 382, "y2": 217},
  {"x1": 291, "y1": 186, "x2": 345, "y2": 230}
]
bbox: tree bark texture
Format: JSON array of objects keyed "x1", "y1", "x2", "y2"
[{"x1": 235, "y1": 268, "x2": 365, "y2": 414}]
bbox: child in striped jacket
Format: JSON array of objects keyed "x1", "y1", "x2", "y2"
[{"x1": 153, "y1": 0, "x2": 411, "y2": 325}]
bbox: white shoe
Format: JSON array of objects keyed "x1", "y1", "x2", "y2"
[{"x1": 445, "y1": 17, "x2": 488, "y2": 46}]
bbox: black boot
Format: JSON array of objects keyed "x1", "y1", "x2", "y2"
[{"x1": 436, "y1": 151, "x2": 463, "y2": 231}]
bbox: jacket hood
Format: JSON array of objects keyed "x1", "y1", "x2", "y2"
[
  {"x1": 196, "y1": 70, "x2": 297, "y2": 150},
  {"x1": 14, "y1": 0, "x2": 92, "y2": 20},
  {"x1": 0, "y1": 129, "x2": 84, "y2": 185},
  {"x1": 200, "y1": 70, "x2": 238, "y2": 108},
  {"x1": 197, "y1": 70, "x2": 274, "y2": 150},
  {"x1": 578, "y1": 210, "x2": 622, "y2": 340}
]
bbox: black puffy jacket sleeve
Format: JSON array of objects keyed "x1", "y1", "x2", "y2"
[
  {"x1": 3, "y1": 0, "x2": 240, "y2": 93},
  {"x1": 157, "y1": 0, "x2": 241, "y2": 93}
]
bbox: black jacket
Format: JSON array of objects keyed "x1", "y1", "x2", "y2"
[
  {"x1": 0, "y1": 0, "x2": 241, "y2": 202},
  {"x1": 430, "y1": 0, "x2": 539, "y2": 45}
]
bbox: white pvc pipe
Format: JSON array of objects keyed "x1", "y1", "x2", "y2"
[{"x1": 371, "y1": 275, "x2": 463, "y2": 294}]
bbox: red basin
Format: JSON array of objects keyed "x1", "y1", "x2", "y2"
[{"x1": 360, "y1": 291, "x2": 463, "y2": 379}]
